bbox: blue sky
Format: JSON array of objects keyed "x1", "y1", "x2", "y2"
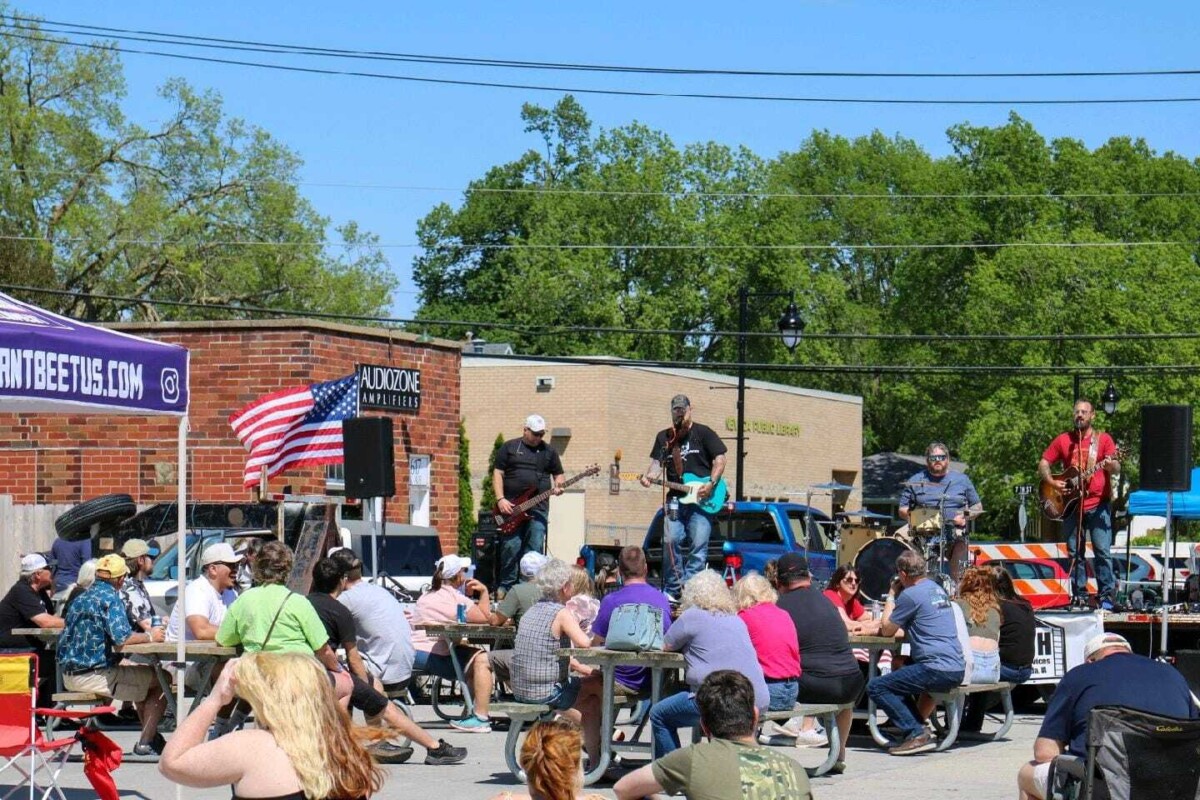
[{"x1": 24, "y1": 1, "x2": 1200, "y2": 318}]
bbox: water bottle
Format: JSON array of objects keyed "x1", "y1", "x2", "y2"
[
  {"x1": 668, "y1": 498, "x2": 680, "y2": 522},
  {"x1": 456, "y1": 603, "x2": 467, "y2": 624},
  {"x1": 870, "y1": 600, "x2": 882, "y2": 620}
]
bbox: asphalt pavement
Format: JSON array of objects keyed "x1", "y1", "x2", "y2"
[{"x1": 1, "y1": 705, "x2": 1043, "y2": 799}]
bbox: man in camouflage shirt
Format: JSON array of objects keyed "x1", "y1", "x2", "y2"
[{"x1": 615, "y1": 670, "x2": 811, "y2": 800}]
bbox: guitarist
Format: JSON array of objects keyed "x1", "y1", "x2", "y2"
[
  {"x1": 640, "y1": 394, "x2": 727, "y2": 601},
  {"x1": 493, "y1": 414, "x2": 564, "y2": 595},
  {"x1": 1038, "y1": 399, "x2": 1120, "y2": 609}
]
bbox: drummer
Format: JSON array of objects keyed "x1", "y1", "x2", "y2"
[{"x1": 898, "y1": 442, "x2": 983, "y2": 539}]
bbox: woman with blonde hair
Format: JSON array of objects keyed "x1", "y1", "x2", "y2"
[
  {"x1": 734, "y1": 573, "x2": 800, "y2": 712},
  {"x1": 160, "y1": 651, "x2": 384, "y2": 799},
  {"x1": 488, "y1": 719, "x2": 606, "y2": 800},
  {"x1": 564, "y1": 566, "x2": 599, "y2": 635},
  {"x1": 649, "y1": 570, "x2": 769, "y2": 755}
]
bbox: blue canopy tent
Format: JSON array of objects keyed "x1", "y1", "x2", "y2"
[
  {"x1": 1128, "y1": 467, "x2": 1200, "y2": 518},
  {"x1": 0, "y1": 291, "x2": 192, "y2": 752}
]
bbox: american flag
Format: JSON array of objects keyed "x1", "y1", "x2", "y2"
[{"x1": 229, "y1": 375, "x2": 359, "y2": 488}]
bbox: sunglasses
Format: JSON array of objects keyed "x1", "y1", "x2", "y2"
[
  {"x1": 842, "y1": 576, "x2": 859, "y2": 584},
  {"x1": 927, "y1": 455, "x2": 948, "y2": 462},
  {"x1": 529, "y1": 430, "x2": 546, "y2": 438}
]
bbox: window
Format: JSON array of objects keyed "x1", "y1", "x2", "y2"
[
  {"x1": 720, "y1": 513, "x2": 782, "y2": 544},
  {"x1": 785, "y1": 510, "x2": 834, "y2": 551}
]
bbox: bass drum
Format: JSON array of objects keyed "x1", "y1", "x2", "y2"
[{"x1": 854, "y1": 537, "x2": 916, "y2": 603}]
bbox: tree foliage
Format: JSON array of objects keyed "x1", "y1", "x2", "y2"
[
  {"x1": 416, "y1": 98, "x2": 1200, "y2": 537},
  {"x1": 0, "y1": 10, "x2": 395, "y2": 319},
  {"x1": 457, "y1": 419, "x2": 474, "y2": 555},
  {"x1": 478, "y1": 433, "x2": 505, "y2": 519}
]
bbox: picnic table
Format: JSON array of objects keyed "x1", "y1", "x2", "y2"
[
  {"x1": 415, "y1": 622, "x2": 516, "y2": 716},
  {"x1": 849, "y1": 633, "x2": 904, "y2": 747},
  {"x1": 558, "y1": 647, "x2": 684, "y2": 786},
  {"x1": 117, "y1": 640, "x2": 237, "y2": 717}
]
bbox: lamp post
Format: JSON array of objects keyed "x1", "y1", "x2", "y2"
[
  {"x1": 735, "y1": 288, "x2": 804, "y2": 501},
  {"x1": 1072, "y1": 374, "x2": 1120, "y2": 415}
]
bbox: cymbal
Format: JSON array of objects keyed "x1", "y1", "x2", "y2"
[
  {"x1": 808, "y1": 481, "x2": 855, "y2": 491},
  {"x1": 839, "y1": 508, "x2": 892, "y2": 520}
]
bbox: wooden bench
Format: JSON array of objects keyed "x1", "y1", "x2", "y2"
[
  {"x1": 755, "y1": 702, "x2": 856, "y2": 777},
  {"x1": 927, "y1": 682, "x2": 1015, "y2": 751},
  {"x1": 492, "y1": 695, "x2": 641, "y2": 782}
]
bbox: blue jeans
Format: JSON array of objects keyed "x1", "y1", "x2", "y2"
[
  {"x1": 1062, "y1": 501, "x2": 1114, "y2": 599},
  {"x1": 1000, "y1": 663, "x2": 1032, "y2": 685},
  {"x1": 867, "y1": 663, "x2": 964, "y2": 740},
  {"x1": 498, "y1": 511, "x2": 547, "y2": 591},
  {"x1": 650, "y1": 690, "x2": 701, "y2": 756},
  {"x1": 663, "y1": 505, "x2": 713, "y2": 597},
  {"x1": 767, "y1": 679, "x2": 799, "y2": 711}
]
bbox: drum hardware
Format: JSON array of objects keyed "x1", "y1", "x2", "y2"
[{"x1": 787, "y1": 481, "x2": 857, "y2": 581}]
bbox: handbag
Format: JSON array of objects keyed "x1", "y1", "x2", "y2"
[{"x1": 604, "y1": 602, "x2": 664, "y2": 652}]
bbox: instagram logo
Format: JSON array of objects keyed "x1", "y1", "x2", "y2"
[{"x1": 161, "y1": 368, "x2": 180, "y2": 405}]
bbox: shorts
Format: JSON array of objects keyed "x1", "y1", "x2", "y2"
[
  {"x1": 1029, "y1": 761, "x2": 1052, "y2": 799},
  {"x1": 516, "y1": 677, "x2": 581, "y2": 711},
  {"x1": 797, "y1": 670, "x2": 865, "y2": 706},
  {"x1": 766, "y1": 679, "x2": 799, "y2": 712},
  {"x1": 424, "y1": 646, "x2": 483, "y2": 681},
  {"x1": 489, "y1": 649, "x2": 515, "y2": 684},
  {"x1": 64, "y1": 665, "x2": 158, "y2": 702}
]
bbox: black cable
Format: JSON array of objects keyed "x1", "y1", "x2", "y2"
[
  {"x1": 14, "y1": 15, "x2": 1200, "y2": 80},
  {"x1": 6, "y1": 29, "x2": 1200, "y2": 107}
]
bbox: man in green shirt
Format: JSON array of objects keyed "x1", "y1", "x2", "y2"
[{"x1": 615, "y1": 670, "x2": 811, "y2": 800}]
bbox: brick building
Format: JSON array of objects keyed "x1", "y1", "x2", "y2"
[
  {"x1": 0, "y1": 319, "x2": 463, "y2": 555},
  {"x1": 462, "y1": 356, "x2": 862, "y2": 553}
]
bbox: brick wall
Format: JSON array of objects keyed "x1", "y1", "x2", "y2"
[{"x1": 0, "y1": 320, "x2": 463, "y2": 556}]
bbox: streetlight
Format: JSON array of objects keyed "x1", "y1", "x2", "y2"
[
  {"x1": 1072, "y1": 373, "x2": 1119, "y2": 415},
  {"x1": 735, "y1": 288, "x2": 805, "y2": 501}
]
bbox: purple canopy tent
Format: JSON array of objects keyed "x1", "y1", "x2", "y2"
[{"x1": 0, "y1": 291, "x2": 192, "y2": 752}]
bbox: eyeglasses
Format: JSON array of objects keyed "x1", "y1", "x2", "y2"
[{"x1": 927, "y1": 455, "x2": 948, "y2": 462}]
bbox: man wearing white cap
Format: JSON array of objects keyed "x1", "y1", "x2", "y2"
[
  {"x1": 166, "y1": 543, "x2": 241, "y2": 644},
  {"x1": 1017, "y1": 632, "x2": 1197, "y2": 799},
  {"x1": 0, "y1": 553, "x2": 64, "y2": 700},
  {"x1": 492, "y1": 414, "x2": 564, "y2": 594}
]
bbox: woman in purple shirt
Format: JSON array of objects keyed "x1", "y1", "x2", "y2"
[{"x1": 649, "y1": 570, "x2": 768, "y2": 755}]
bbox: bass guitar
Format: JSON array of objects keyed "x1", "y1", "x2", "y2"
[
  {"x1": 618, "y1": 472, "x2": 729, "y2": 515},
  {"x1": 493, "y1": 465, "x2": 600, "y2": 535},
  {"x1": 1039, "y1": 445, "x2": 1123, "y2": 521}
]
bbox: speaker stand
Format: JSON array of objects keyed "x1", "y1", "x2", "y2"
[{"x1": 1161, "y1": 492, "x2": 1173, "y2": 655}]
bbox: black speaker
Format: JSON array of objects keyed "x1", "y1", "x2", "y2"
[
  {"x1": 343, "y1": 417, "x2": 396, "y2": 498},
  {"x1": 1140, "y1": 405, "x2": 1193, "y2": 492},
  {"x1": 473, "y1": 510, "x2": 500, "y2": 590}
]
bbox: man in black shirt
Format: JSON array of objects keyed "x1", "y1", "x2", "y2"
[
  {"x1": 641, "y1": 395, "x2": 727, "y2": 599},
  {"x1": 0, "y1": 553, "x2": 64, "y2": 701},
  {"x1": 493, "y1": 414, "x2": 565, "y2": 592},
  {"x1": 307, "y1": 558, "x2": 466, "y2": 766},
  {"x1": 774, "y1": 553, "x2": 864, "y2": 773}
]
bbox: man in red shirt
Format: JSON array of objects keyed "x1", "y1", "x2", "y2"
[{"x1": 1037, "y1": 400, "x2": 1120, "y2": 609}]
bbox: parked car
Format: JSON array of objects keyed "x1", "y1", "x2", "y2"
[{"x1": 578, "y1": 501, "x2": 837, "y2": 593}]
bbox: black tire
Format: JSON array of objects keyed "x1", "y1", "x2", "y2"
[{"x1": 55, "y1": 494, "x2": 137, "y2": 541}]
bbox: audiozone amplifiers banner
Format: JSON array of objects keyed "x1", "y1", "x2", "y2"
[{"x1": 356, "y1": 363, "x2": 421, "y2": 412}]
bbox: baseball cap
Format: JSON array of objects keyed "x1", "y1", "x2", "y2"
[
  {"x1": 524, "y1": 414, "x2": 547, "y2": 433},
  {"x1": 520, "y1": 552, "x2": 549, "y2": 578},
  {"x1": 200, "y1": 543, "x2": 244, "y2": 567},
  {"x1": 670, "y1": 394, "x2": 691, "y2": 410},
  {"x1": 776, "y1": 552, "x2": 810, "y2": 581},
  {"x1": 1083, "y1": 632, "x2": 1132, "y2": 662},
  {"x1": 19, "y1": 553, "x2": 52, "y2": 575},
  {"x1": 436, "y1": 554, "x2": 473, "y2": 580},
  {"x1": 121, "y1": 539, "x2": 159, "y2": 559},
  {"x1": 95, "y1": 553, "x2": 129, "y2": 578}
]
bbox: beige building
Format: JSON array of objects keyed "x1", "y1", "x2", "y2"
[{"x1": 462, "y1": 357, "x2": 862, "y2": 555}]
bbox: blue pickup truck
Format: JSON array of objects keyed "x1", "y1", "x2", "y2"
[{"x1": 579, "y1": 501, "x2": 839, "y2": 589}]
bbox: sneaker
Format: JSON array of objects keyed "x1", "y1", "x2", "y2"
[
  {"x1": 888, "y1": 731, "x2": 935, "y2": 756},
  {"x1": 777, "y1": 717, "x2": 804, "y2": 737},
  {"x1": 827, "y1": 760, "x2": 847, "y2": 775},
  {"x1": 150, "y1": 732, "x2": 167, "y2": 754},
  {"x1": 368, "y1": 742, "x2": 414, "y2": 764},
  {"x1": 425, "y1": 740, "x2": 467, "y2": 766},
  {"x1": 131, "y1": 742, "x2": 159, "y2": 759},
  {"x1": 450, "y1": 715, "x2": 492, "y2": 733},
  {"x1": 794, "y1": 729, "x2": 829, "y2": 748},
  {"x1": 1100, "y1": 599, "x2": 1115, "y2": 611}
]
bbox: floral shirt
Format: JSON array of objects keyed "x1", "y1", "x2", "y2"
[
  {"x1": 120, "y1": 575, "x2": 154, "y2": 629},
  {"x1": 59, "y1": 581, "x2": 133, "y2": 672}
]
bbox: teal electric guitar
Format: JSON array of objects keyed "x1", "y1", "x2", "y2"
[{"x1": 620, "y1": 472, "x2": 729, "y2": 515}]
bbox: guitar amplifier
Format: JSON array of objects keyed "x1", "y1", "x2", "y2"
[{"x1": 473, "y1": 510, "x2": 500, "y2": 591}]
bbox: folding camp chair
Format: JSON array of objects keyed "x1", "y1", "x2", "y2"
[
  {"x1": 1049, "y1": 704, "x2": 1200, "y2": 800},
  {"x1": 0, "y1": 654, "x2": 114, "y2": 800}
]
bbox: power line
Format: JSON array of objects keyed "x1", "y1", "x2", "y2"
[
  {"x1": 10, "y1": 283, "x2": 1200, "y2": 344},
  {"x1": 7, "y1": 29, "x2": 1200, "y2": 107},
  {"x1": 15, "y1": 15, "x2": 1200, "y2": 80},
  {"x1": 11, "y1": 167, "x2": 1200, "y2": 201},
  {"x1": 2, "y1": 233, "x2": 1188, "y2": 251}
]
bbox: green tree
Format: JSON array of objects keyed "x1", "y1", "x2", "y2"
[
  {"x1": 0, "y1": 10, "x2": 395, "y2": 319},
  {"x1": 478, "y1": 433, "x2": 505, "y2": 517},
  {"x1": 457, "y1": 420, "x2": 474, "y2": 555}
]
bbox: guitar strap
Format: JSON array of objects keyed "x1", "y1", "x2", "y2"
[{"x1": 1084, "y1": 434, "x2": 1099, "y2": 498}]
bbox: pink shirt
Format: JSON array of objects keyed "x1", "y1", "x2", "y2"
[
  {"x1": 738, "y1": 602, "x2": 801, "y2": 680},
  {"x1": 410, "y1": 586, "x2": 464, "y2": 656}
]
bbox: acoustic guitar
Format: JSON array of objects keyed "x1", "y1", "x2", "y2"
[
  {"x1": 492, "y1": 464, "x2": 600, "y2": 534},
  {"x1": 618, "y1": 472, "x2": 729, "y2": 515},
  {"x1": 1039, "y1": 445, "x2": 1123, "y2": 521}
]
